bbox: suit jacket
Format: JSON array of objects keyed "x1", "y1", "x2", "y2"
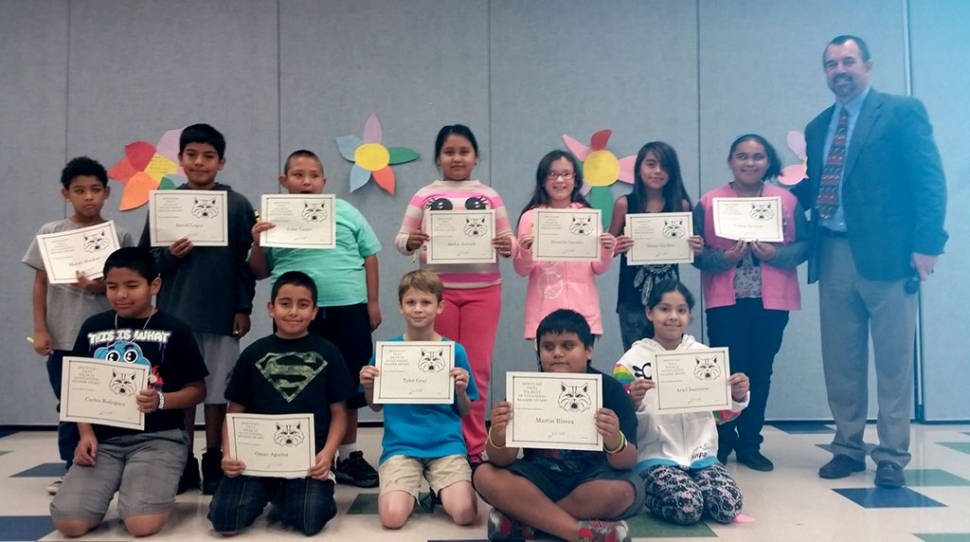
[{"x1": 792, "y1": 89, "x2": 948, "y2": 283}]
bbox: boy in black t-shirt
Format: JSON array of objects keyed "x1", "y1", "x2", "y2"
[
  {"x1": 208, "y1": 271, "x2": 352, "y2": 536},
  {"x1": 50, "y1": 247, "x2": 208, "y2": 538}
]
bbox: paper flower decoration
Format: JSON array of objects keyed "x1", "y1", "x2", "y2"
[
  {"x1": 563, "y1": 129, "x2": 637, "y2": 229},
  {"x1": 335, "y1": 114, "x2": 419, "y2": 194},
  {"x1": 778, "y1": 130, "x2": 807, "y2": 187},
  {"x1": 108, "y1": 128, "x2": 185, "y2": 210}
]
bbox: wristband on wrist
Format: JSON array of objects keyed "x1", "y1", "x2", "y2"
[
  {"x1": 487, "y1": 427, "x2": 506, "y2": 449},
  {"x1": 156, "y1": 390, "x2": 165, "y2": 411},
  {"x1": 605, "y1": 432, "x2": 627, "y2": 454}
]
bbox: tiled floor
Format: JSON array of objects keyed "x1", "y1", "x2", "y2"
[{"x1": 2, "y1": 424, "x2": 970, "y2": 541}]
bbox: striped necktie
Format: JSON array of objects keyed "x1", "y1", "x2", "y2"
[{"x1": 816, "y1": 108, "x2": 848, "y2": 219}]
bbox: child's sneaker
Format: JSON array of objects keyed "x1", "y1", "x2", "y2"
[
  {"x1": 201, "y1": 448, "x2": 223, "y2": 495},
  {"x1": 47, "y1": 477, "x2": 63, "y2": 495},
  {"x1": 487, "y1": 508, "x2": 535, "y2": 541},
  {"x1": 178, "y1": 455, "x2": 201, "y2": 494},
  {"x1": 334, "y1": 451, "x2": 378, "y2": 488},
  {"x1": 577, "y1": 520, "x2": 631, "y2": 542}
]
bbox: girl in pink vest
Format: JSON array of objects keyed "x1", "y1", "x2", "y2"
[
  {"x1": 514, "y1": 150, "x2": 616, "y2": 339},
  {"x1": 693, "y1": 134, "x2": 808, "y2": 472}
]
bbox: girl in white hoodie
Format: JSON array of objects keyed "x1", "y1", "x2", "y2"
[{"x1": 613, "y1": 280, "x2": 750, "y2": 525}]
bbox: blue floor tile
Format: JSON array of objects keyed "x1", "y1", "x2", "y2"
[
  {"x1": 816, "y1": 443, "x2": 877, "y2": 454},
  {"x1": 770, "y1": 421, "x2": 836, "y2": 434},
  {"x1": 0, "y1": 515, "x2": 55, "y2": 541},
  {"x1": 11, "y1": 462, "x2": 65, "y2": 478},
  {"x1": 0, "y1": 430, "x2": 16, "y2": 439},
  {"x1": 833, "y1": 487, "x2": 946, "y2": 508},
  {"x1": 916, "y1": 534, "x2": 970, "y2": 542},
  {"x1": 940, "y1": 442, "x2": 970, "y2": 455}
]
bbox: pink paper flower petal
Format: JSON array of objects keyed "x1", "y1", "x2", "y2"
[
  {"x1": 787, "y1": 130, "x2": 807, "y2": 160},
  {"x1": 617, "y1": 154, "x2": 637, "y2": 183},
  {"x1": 362, "y1": 113, "x2": 383, "y2": 144},
  {"x1": 563, "y1": 134, "x2": 591, "y2": 161},
  {"x1": 590, "y1": 129, "x2": 612, "y2": 151},
  {"x1": 777, "y1": 163, "x2": 808, "y2": 186},
  {"x1": 155, "y1": 128, "x2": 184, "y2": 162}
]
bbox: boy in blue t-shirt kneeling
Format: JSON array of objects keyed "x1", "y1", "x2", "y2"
[{"x1": 360, "y1": 270, "x2": 479, "y2": 529}]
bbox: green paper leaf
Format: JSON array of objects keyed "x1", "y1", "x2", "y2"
[
  {"x1": 159, "y1": 176, "x2": 179, "y2": 190},
  {"x1": 590, "y1": 186, "x2": 614, "y2": 230},
  {"x1": 387, "y1": 147, "x2": 419, "y2": 165}
]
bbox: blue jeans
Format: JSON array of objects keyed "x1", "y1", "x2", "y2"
[{"x1": 46, "y1": 350, "x2": 79, "y2": 469}]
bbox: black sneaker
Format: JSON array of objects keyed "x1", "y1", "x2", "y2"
[
  {"x1": 201, "y1": 448, "x2": 223, "y2": 495},
  {"x1": 736, "y1": 450, "x2": 775, "y2": 472},
  {"x1": 875, "y1": 460, "x2": 905, "y2": 488},
  {"x1": 178, "y1": 455, "x2": 201, "y2": 494},
  {"x1": 334, "y1": 451, "x2": 378, "y2": 488}
]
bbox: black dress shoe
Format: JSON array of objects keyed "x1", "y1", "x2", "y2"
[
  {"x1": 818, "y1": 455, "x2": 866, "y2": 479},
  {"x1": 875, "y1": 460, "x2": 905, "y2": 488},
  {"x1": 736, "y1": 451, "x2": 774, "y2": 472}
]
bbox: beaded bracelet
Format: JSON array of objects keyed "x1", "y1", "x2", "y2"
[
  {"x1": 605, "y1": 432, "x2": 627, "y2": 455},
  {"x1": 487, "y1": 428, "x2": 506, "y2": 449}
]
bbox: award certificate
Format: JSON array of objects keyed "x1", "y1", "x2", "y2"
[
  {"x1": 712, "y1": 197, "x2": 784, "y2": 242},
  {"x1": 374, "y1": 341, "x2": 455, "y2": 404},
  {"x1": 60, "y1": 357, "x2": 149, "y2": 430},
  {"x1": 426, "y1": 210, "x2": 496, "y2": 264},
  {"x1": 651, "y1": 347, "x2": 732, "y2": 414},
  {"x1": 505, "y1": 372, "x2": 603, "y2": 451},
  {"x1": 148, "y1": 190, "x2": 229, "y2": 247},
  {"x1": 259, "y1": 194, "x2": 336, "y2": 249},
  {"x1": 532, "y1": 208, "x2": 601, "y2": 262},
  {"x1": 226, "y1": 413, "x2": 316, "y2": 479},
  {"x1": 37, "y1": 221, "x2": 120, "y2": 284},
  {"x1": 625, "y1": 212, "x2": 694, "y2": 265}
]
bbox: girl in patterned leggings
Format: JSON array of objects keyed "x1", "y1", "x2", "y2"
[{"x1": 614, "y1": 280, "x2": 750, "y2": 525}]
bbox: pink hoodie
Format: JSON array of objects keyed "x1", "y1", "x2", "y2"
[{"x1": 514, "y1": 204, "x2": 613, "y2": 338}]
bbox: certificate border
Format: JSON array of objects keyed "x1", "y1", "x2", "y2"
[
  {"x1": 532, "y1": 208, "x2": 602, "y2": 262},
  {"x1": 60, "y1": 356, "x2": 148, "y2": 430},
  {"x1": 652, "y1": 347, "x2": 732, "y2": 414},
  {"x1": 259, "y1": 194, "x2": 337, "y2": 249},
  {"x1": 226, "y1": 413, "x2": 316, "y2": 479},
  {"x1": 37, "y1": 221, "x2": 120, "y2": 284},
  {"x1": 505, "y1": 371, "x2": 604, "y2": 452},
  {"x1": 426, "y1": 209, "x2": 497, "y2": 265},
  {"x1": 148, "y1": 190, "x2": 229, "y2": 247},
  {"x1": 374, "y1": 341, "x2": 456, "y2": 404},
  {"x1": 624, "y1": 212, "x2": 695, "y2": 265},
  {"x1": 712, "y1": 196, "x2": 784, "y2": 243}
]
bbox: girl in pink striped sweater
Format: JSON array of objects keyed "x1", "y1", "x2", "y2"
[{"x1": 395, "y1": 125, "x2": 515, "y2": 462}]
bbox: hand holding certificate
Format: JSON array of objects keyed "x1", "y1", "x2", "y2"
[
  {"x1": 226, "y1": 413, "x2": 316, "y2": 479},
  {"x1": 625, "y1": 212, "x2": 694, "y2": 265},
  {"x1": 259, "y1": 194, "x2": 336, "y2": 249},
  {"x1": 37, "y1": 221, "x2": 120, "y2": 284},
  {"x1": 505, "y1": 372, "x2": 603, "y2": 451},
  {"x1": 651, "y1": 348, "x2": 732, "y2": 414},
  {"x1": 426, "y1": 210, "x2": 496, "y2": 264},
  {"x1": 373, "y1": 341, "x2": 455, "y2": 404},
  {"x1": 60, "y1": 357, "x2": 149, "y2": 430},
  {"x1": 148, "y1": 190, "x2": 229, "y2": 247},
  {"x1": 532, "y1": 209, "x2": 601, "y2": 262},
  {"x1": 712, "y1": 196, "x2": 783, "y2": 242}
]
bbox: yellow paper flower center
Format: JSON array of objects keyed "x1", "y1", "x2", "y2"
[
  {"x1": 583, "y1": 150, "x2": 620, "y2": 187},
  {"x1": 355, "y1": 143, "x2": 391, "y2": 171}
]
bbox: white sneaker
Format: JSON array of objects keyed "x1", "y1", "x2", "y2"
[{"x1": 47, "y1": 477, "x2": 63, "y2": 495}]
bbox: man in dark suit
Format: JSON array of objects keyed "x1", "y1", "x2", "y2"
[{"x1": 792, "y1": 35, "x2": 947, "y2": 489}]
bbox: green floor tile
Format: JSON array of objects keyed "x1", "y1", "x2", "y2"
[
  {"x1": 0, "y1": 451, "x2": 10, "y2": 457},
  {"x1": 346, "y1": 492, "x2": 433, "y2": 515},
  {"x1": 905, "y1": 469, "x2": 970, "y2": 487},
  {"x1": 939, "y1": 442, "x2": 970, "y2": 455},
  {"x1": 915, "y1": 535, "x2": 970, "y2": 542},
  {"x1": 625, "y1": 512, "x2": 717, "y2": 538}
]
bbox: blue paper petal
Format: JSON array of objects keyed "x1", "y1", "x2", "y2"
[
  {"x1": 350, "y1": 164, "x2": 372, "y2": 192},
  {"x1": 335, "y1": 135, "x2": 363, "y2": 162}
]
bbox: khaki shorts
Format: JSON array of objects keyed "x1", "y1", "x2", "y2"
[{"x1": 378, "y1": 455, "x2": 471, "y2": 499}]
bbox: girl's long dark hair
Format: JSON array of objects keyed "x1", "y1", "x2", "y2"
[
  {"x1": 519, "y1": 150, "x2": 590, "y2": 223},
  {"x1": 628, "y1": 141, "x2": 692, "y2": 213}
]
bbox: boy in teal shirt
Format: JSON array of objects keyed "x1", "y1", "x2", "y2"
[{"x1": 250, "y1": 149, "x2": 382, "y2": 487}]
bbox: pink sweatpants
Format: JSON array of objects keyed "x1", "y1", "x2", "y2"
[{"x1": 434, "y1": 284, "x2": 501, "y2": 458}]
